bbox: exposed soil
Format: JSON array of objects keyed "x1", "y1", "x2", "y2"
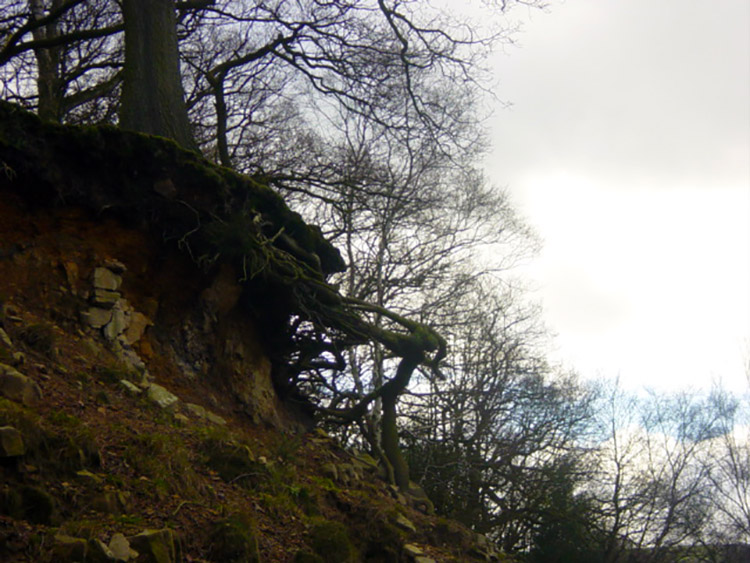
[{"x1": 0, "y1": 194, "x2": 493, "y2": 562}]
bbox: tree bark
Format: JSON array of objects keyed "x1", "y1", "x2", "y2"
[
  {"x1": 119, "y1": 0, "x2": 197, "y2": 151},
  {"x1": 380, "y1": 353, "x2": 421, "y2": 491},
  {"x1": 30, "y1": 0, "x2": 64, "y2": 122}
]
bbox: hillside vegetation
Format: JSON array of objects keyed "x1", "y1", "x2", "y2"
[{"x1": 0, "y1": 104, "x2": 498, "y2": 562}]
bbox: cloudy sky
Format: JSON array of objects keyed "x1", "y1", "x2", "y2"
[{"x1": 486, "y1": 0, "x2": 750, "y2": 392}]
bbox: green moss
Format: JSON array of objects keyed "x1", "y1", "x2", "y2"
[
  {"x1": 0, "y1": 346, "x2": 14, "y2": 364},
  {"x1": 0, "y1": 486, "x2": 23, "y2": 519},
  {"x1": 208, "y1": 512, "x2": 260, "y2": 563},
  {"x1": 288, "y1": 484, "x2": 319, "y2": 516},
  {"x1": 307, "y1": 518, "x2": 358, "y2": 563},
  {"x1": 94, "y1": 389, "x2": 110, "y2": 404},
  {"x1": 18, "y1": 486, "x2": 57, "y2": 525}
]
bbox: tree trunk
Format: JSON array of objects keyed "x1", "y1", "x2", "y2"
[
  {"x1": 208, "y1": 71, "x2": 231, "y2": 167},
  {"x1": 30, "y1": 0, "x2": 64, "y2": 122},
  {"x1": 380, "y1": 353, "x2": 421, "y2": 491},
  {"x1": 119, "y1": 0, "x2": 197, "y2": 151}
]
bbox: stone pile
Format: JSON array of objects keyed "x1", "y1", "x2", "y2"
[{"x1": 80, "y1": 260, "x2": 152, "y2": 374}]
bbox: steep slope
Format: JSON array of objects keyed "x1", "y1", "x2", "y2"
[{"x1": 0, "y1": 104, "x2": 504, "y2": 562}]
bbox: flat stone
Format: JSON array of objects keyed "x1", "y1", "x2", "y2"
[
  {"x1": 0, "y1": 329, "x2": 23, "y2": 367},
  {"x1": 128, "y1": 529, "x2": 176, "y2": 563},
  {"x1": 103, "y1": 259, "x2": 127, "y2": 274},
  {"x1": 0, "y1": 426, "x2": 25, "y2": 457},
  {"x1": 82, "y1": 307, "x2": 113, "y2": 329},
  {"x1": 184, "y1": 402, "x2": 226, "y2": 425},
  {"x1": 119, "y1": 379, "x2": 142, "y2": 395},
  {"x1": 103, "y1": 304, "x2": 128, "y2": 341},
  {"x1": 62, "y1": 260, "x2": 79, "y2": 284},
  {"x1": 92, "y1": 288, "x2": 121, "y2": 308},
  {"x1": 146, "y1": 384, "x2": 179, "y2": 409},
  {"x1": 87, "y1": 538, "x2": 115, "y2": 562},
  {"x1": 183, "y1": 402, "x2": 207, "y2": 418},
  {"x1": 205, "y1": 411, "x2": 227, "y2": 425},
  {"x1": 109, "y1": 532, "x2": 138, "y2": 561},
  {"x1": 0, "y1": 364, "x2": 42, "y2": 406},
  {"x1": 93, "y1": 267, "x2": 122, "y2": 291},
  {"x1": 123, "y1": 311, "x2": 152, "y2": 345}
]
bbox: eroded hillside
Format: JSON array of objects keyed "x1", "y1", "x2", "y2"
[{"x1": 0, "y1": 104, "x2": 503, "y2": 562}]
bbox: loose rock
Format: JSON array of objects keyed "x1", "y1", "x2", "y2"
[
  {"x1": 109, "y1": 532, "x2": 139, "y2": 562},
  {"x1": 82, "y1": 307, "x2": 113, "y2": 329},
  {"x1": 52, "y1": 534, "x2": 87, "y2": 562},
  {"x1": 119, "y1": 379, "x2": 142, "y2": 395},
  {"x1": 0, "y1": 426, "x2": 25, "y2": 457},
  {"x1": 0, "y1": 364, "x2": 42, "y2": 406},
  {"x1": 146, "y1": 384, "x2": 179, "y2": 409},
  {"x1": 128, "y1": 528, "x2": 177, "y2": 563},
  {"x1": 93, "y1": 267, "x2": 122, "y2": 292}
]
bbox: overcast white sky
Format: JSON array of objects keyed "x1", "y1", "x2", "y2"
[{"x1": 486, "y1": 0, "x2": 750, "y2": 393}]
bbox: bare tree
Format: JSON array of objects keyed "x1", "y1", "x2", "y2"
[
  {"x1": 587, "y1": 383, "x2": 725, "y2": 562},
  {"x1": 400, "y1": 282, "x2": 597, "y2": 552},
  {"x1": 704, "y1": 386, "x2": 750, "y2": 549},
  {"x1": 276, "y1": 106, "x2": 538, "y2": 490},
  {"x1": 0, "y1": 0, "x2": 122, "y2": 123}
]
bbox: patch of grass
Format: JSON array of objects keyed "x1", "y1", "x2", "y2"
[
  {"x1": 122, "y1": 432, "x2": 199, "y2": 496},
  {"x1": 58, "y1": 518, "x2": 104, "y2": 540},
  {"x1": 47, "y1": 409, "x2": 83, "y2": 427},
  {"x1": 42, "y1": 418, "x2": 101, "y2": 475},
  {"x1": 0, "y1": 402, "x2": 99, "y2": 477},
  {"x1": 273, "y1": 432, "x2": 302, "y2": 463},
  {"x1": 198, "y1": 429, "x2": 267, "y2": 488},
  {"x1": 114, "y1": 513, "x2": 145, "y2": 526},
  {"x1": 257, "y1": 491, "x2": 302, "y2": 521},
  {"x1": 94, "y1": 362, "x2": 139, "y2": 385},
  {"x1": 310, "y1": 475, "x2": 340, "y2": 493}
]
